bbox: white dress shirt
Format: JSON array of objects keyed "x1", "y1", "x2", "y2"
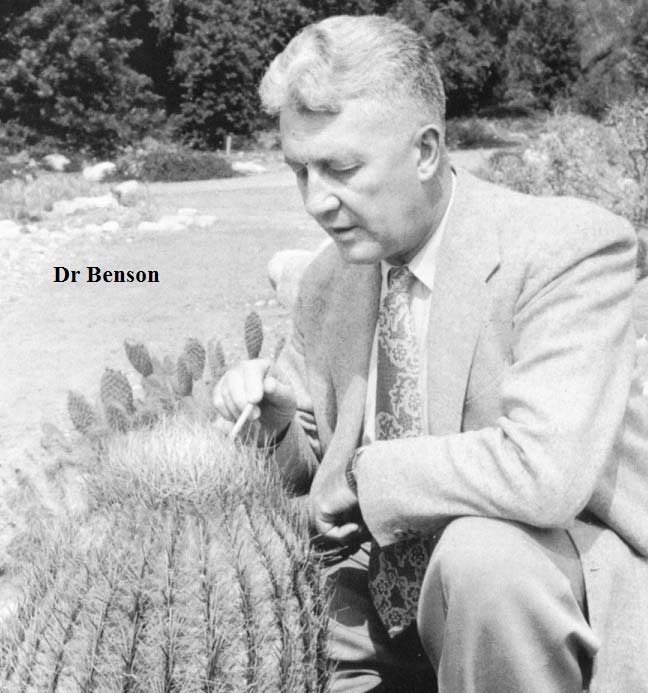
[{"x1": 362, "y1": 173, "x2": 456, "y2": 444}]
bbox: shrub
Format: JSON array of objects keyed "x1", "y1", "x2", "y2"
[
  {"x1": 606, "y1": 93, "x2": 648, "y2": 232},
  {"x1": 478, "y1": 98, "x2": 648, "y2": 277},
  {"x1": 114, "y1": 141, "x2": 237, "y2": 182},
  {"x1": 445, "y1": 117, "x2": 520, "y2": 150}
]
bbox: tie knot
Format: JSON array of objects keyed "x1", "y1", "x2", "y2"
[{"x1": 387, "y1": 266, "x2": 416, "y2": 294}]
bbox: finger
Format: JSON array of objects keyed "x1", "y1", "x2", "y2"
[
  {"x1": 313, "y1": 522, "x2": 364, "y2": 546},
  {"x1": 213, "y1": 370, "x2": 244, "y2": 421},
  {"x1": 323, "y1": 522, "x2": 363, "y2": 543},
  {"x1": 242, "y1": 359, "x2": 273, "y2": 405}
]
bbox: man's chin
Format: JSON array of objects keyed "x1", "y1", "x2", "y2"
[{"x1": 333, "y1": 240, "x2": 383, "y2": 265}]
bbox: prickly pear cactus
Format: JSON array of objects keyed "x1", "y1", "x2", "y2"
[
  {"x1": 175, "y1": 355, "x2": 193, "y2": 397},
  {"x1": 208, "y1": 339, "x2": 227, "y2": 382},
  {"x1": 100, "y1": 368, "x2": 135, "y2": 414},
  {"x1": 244, "y1": 311, "x2": 264, "y2": 359},
  {"x1": 124, "y1": 340, "x2": 154, "y2": 377},
  {"x1": 104, "y1": 401, "x2": 131, "y2": 433},
  {"x1": 1, "y1": 420, "x2": 331, "y2": 692},
  {"x1": 67, "y1": 391, "x2": 98, "y2": 435},
  {"x1": 183, "y1": 338, "x2": 206, "y2": 381}
]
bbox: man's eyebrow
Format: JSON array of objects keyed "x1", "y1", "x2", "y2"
[{"x1": 284, "y1": 154, "x2": 359, "y2": 167}]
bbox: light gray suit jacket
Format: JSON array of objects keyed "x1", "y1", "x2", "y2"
[{"x1": 274, "y1": 169, "x2": 648, "y2": 690}]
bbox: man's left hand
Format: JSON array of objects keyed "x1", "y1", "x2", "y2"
[{"x1": 308, "y1": 457, "x2": 365, "y2": 545}]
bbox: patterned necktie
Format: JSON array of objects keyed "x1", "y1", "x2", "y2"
[{"x1": 368, "y1": 266, "x2": 432, "y2": 638}]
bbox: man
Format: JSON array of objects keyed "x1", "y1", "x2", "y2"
[{"x1": 214, "y1": 14, "x2": 648, "y2": 692}]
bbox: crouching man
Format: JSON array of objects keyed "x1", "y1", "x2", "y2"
[{"x1": 215, "y1": 14, "x2": 648, "y2": 692}]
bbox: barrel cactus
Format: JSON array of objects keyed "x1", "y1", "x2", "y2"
[{"x1": 1, "y1": 419, "x2": 330, "y2": 691}]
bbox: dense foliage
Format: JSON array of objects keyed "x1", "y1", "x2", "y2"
[
  {"x1": 0, "y1": 0, "x2": 646, "y2": 154},
  {"x1": 0, "y1": 0, "x2": 164, "y2": 155}
]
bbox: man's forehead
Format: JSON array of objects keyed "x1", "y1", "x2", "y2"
[{"x1": 280, "y1": 108, "x2": 363, "y2": 159}]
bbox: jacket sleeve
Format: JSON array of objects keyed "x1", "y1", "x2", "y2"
[
  {"x1": 270, "y1": 294, "x2": 321, "y2": 494},
  {"x1": 357, "y1": 215, "x2": 640, "y2": 546}
]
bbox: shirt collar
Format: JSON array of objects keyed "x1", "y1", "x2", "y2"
[{"x1": 381, "y1": 171, "x2": 457, "y2": 291}]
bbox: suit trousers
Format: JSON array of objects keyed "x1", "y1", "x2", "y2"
[{"x1": 325, "y1": 517, "x2": 600, "y2": 693}]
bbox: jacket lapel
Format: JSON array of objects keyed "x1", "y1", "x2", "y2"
[
  {"x1": 326, "y1": 263, "x2": 381, "y2": 449},
  {"x1": 426, "y1": 170, "x2": 501, "y2": 435}
]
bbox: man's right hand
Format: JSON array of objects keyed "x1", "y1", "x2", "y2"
[{"x1": 213, "y1": 358, "x2": 297, "y2": 444}]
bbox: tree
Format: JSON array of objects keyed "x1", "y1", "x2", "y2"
[
  {"x1": 0, "y1": 0, "x2": 163, "y2": 154},
  {"x1": 502, "y1": 0, "x2": 581, "y2": 109}
]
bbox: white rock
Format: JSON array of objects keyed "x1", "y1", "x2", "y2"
[
  {"x1": 82, "y1": 161, "x2": 116, "y2": 182},
  {"x1": 0, "y1": 220, "x2": 21, "y2": 238},
  {"x1": 101, "y1": 220, "x2": 120, "y2": 233},
  {"x1": 137, "y1": 221, "x2": 165, "y2": 233},
  {"x1": 267, "y1": 249, "x2": 317, "y2": 310},
  {"x1": 232, "y1": 161, "x2": 267, "y2": 175},
  {"x1": 52, "y1": 194, "x2": 119, "y2": 215},
  {"x1": 194, "y1": 215, "x2": 216, "y2": 229},
  {"x1": 522, "y1": 148, "x2": 549, "y2": 168},
  {"x1": 158, "y1": 214, "x2": 190, "y2": 232},
  {"x1": 178, "y1": 207, "x2": 198, "y2": 217},
  {"x1": 42, "y1": 154, "x2": 71, "y2": 172},
  {"x1": 112, "y1": 179, "x2": 140, "y2": 205}
]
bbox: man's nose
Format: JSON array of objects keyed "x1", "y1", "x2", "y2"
[{"x1": 302, "y1": 169, "x2": 340, "y2": 219}]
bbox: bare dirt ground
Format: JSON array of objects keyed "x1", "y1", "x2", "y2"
[{"x1": 0, "y1": 148, "x2": 513, "y2": 501}]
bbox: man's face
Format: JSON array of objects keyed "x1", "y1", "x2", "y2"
[{"x1": 280, "y1": 98, "x2": 436, "y2": 265}]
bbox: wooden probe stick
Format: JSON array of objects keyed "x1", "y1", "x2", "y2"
[{"x1": 228, "y1": 402, "x2": 255, "y2": 441}]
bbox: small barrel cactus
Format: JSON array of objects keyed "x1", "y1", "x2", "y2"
[{"x1": 244, "y1": 311, "x2": 264, "y2": 360}]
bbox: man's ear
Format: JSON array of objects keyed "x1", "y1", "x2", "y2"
[{"x1": 415, "y1": 124, "x2": 441, "y2": 181}]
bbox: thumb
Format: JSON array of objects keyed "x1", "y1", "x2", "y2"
[{"x1": 263, "y1": 374, "x2": 296, "y2": 411}]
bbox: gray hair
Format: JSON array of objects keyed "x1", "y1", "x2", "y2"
[{"x1": 259, "y1": 14, "x2": 446, "y2": 129}]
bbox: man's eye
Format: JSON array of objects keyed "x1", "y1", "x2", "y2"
[{"x1": 330, "y1": 163, "x2": 358, "y2": 174}]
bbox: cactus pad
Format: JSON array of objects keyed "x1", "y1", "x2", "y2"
[
  {"x1": 183, "y1": 338, "x2": 206, "y2": 381},
  {"x1": 67, "y1": 391, "x2": 98, "y2": 434},
  {"x1": 208, "y1": 339, "x2": 227, "y2": 381},
  {"x1": 124, "y1": 340, "x2": 154, "y2": 377},
  {"x1": 175, "y1": 356, "x2": 193, "y2": 397},
  {"x1": 244, "y1": 311, "x2": 264, "y2": 359},
  {"x1": 274, "y1": 335, "x2": 287, "y2": 362},
  {"x1": 104, "y1": 402, "x2": 131, "y2": 433},
  {"x1": 100, "y1": 368, "x2": 134, "y2": 414}
]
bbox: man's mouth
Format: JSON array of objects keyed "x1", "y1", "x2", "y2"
[{"x1": 328, "y1": 225, "x2": 356, "y2": 235}]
